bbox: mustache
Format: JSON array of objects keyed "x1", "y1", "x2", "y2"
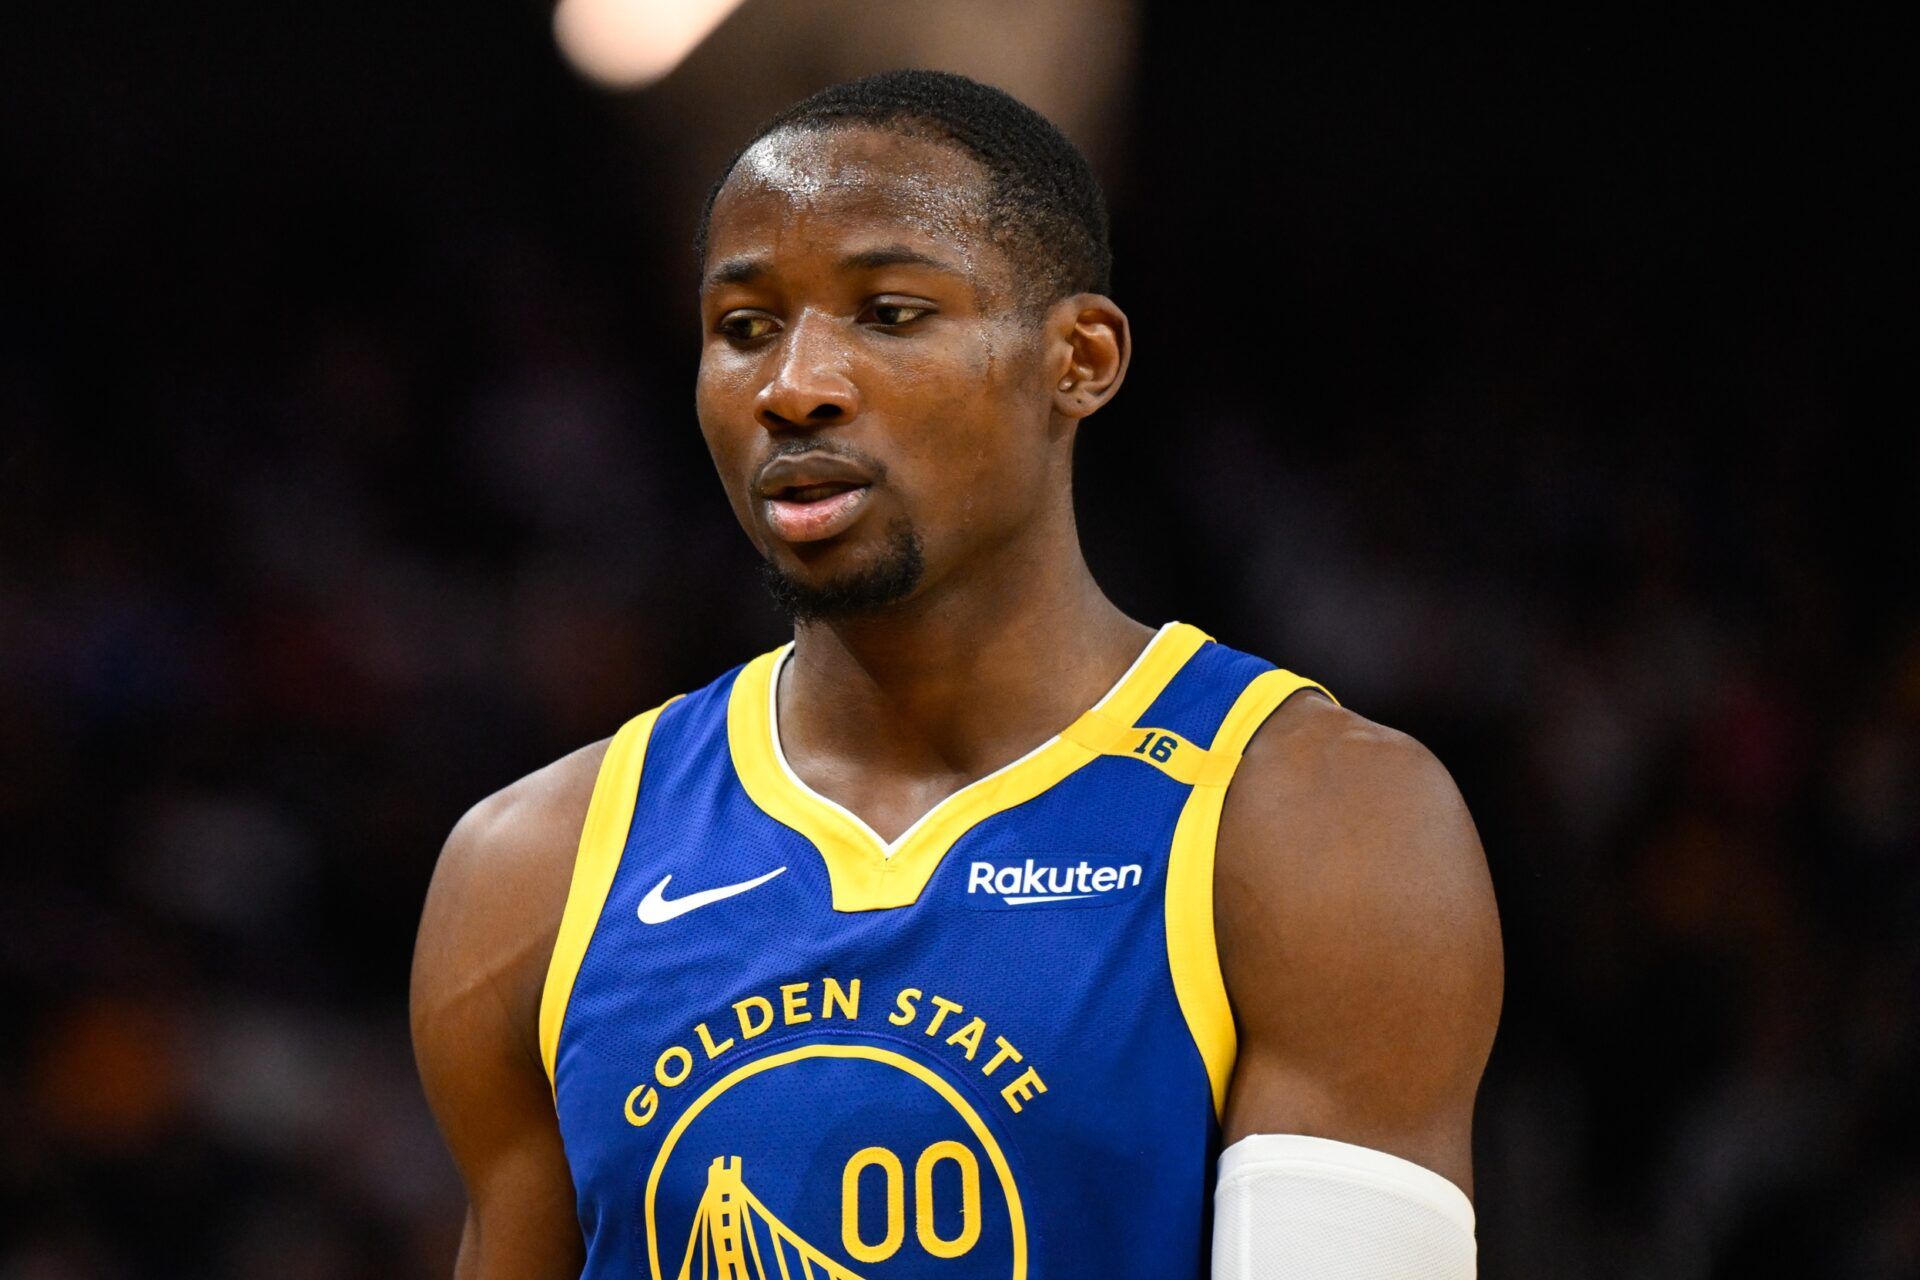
[{"x1": 755, "y1": 437, "x2": 889, "y2": 482}]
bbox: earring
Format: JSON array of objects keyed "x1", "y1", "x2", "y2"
[{"x1": 1058, "y1": 379, "x2": 1074, "y2": 391}]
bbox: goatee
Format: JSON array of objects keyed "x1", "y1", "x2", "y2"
[{"x1": 758, "y1": 518, "x2": 926, "y2": 622}]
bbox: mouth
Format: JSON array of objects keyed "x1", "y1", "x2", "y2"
[
  {"x1": 755, "y1": 452, "x2": 878, "y2": 544},
  {"x1": 760, "y1": 478, "x2": 874, "y2": 544}
]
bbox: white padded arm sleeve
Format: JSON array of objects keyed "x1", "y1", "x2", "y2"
[{"x1": 1212, "y1": 1134, "x2": 1477, "y2": 1278}]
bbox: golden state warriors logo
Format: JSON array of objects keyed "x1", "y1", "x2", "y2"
[{"x1": 642, "y1": 1043, "x2": 1028, "y2": 1280}]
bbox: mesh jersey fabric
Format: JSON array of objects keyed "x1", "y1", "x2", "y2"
[{"x1": 545, "y1": 622, "x2": 1331, "y2": 1279}]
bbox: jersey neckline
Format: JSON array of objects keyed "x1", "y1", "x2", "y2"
[{"x1": 726, "y1": 621, "x2": 1210, "y2": 911}]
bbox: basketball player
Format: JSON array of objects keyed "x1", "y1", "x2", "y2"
[{"x1": 412, "y1": 71, "x2": 1503, "y2": 1279}]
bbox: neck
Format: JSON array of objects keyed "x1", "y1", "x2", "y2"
[{"x1": 780, "y1": 538, "x2": 1153, "y2": 781}]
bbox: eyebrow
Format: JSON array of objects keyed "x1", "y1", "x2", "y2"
[
  {"x1": 702, "y1": 245, "x2": 964, "y2": 291},
  {"x1": 838, "y1": 245, "x2": 964, "y2": 276},
  {"x1": 706, "y1": 257, "x2": 767, "y2": 288}
]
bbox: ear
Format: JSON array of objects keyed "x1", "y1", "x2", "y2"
[{"x1": 1047, "y1": 294, "x2": 1131, "y2": 422}]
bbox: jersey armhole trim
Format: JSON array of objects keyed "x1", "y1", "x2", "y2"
[
  {"x1": 538, "y1": 696, "x2": 678, "y2": 1093},
  {"x1": 1165, "y1": 669, "x2": 1338, "y2": 1120}
]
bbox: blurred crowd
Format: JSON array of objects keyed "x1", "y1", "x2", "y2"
[{"x1": 2, "y1": 5, "x2": 1910, "y2": 1277}]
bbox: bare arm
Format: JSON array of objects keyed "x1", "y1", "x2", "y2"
[
  {"x1": 1215, "y1": 695, "x2": 1503, "y2": 1198},
  {"x1": 410, "y1": 742, "x2": 610, "y2": 1278}
]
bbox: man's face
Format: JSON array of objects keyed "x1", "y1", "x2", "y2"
[{"x1": 696, "y1": 126, "x2": 1066, "y2": 620}]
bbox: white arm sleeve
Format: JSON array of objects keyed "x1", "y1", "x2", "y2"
[{"x1": 1212, "y1": 1134, "x2": 1477, "y2": 1278}]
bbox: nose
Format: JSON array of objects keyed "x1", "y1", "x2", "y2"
[{"x1": 755, "y1": 311, "x2": 857, "y2": 432}]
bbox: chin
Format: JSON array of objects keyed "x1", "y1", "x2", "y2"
[{"x1": 758, "y1": 519, "x2": 926, "y2": 623}]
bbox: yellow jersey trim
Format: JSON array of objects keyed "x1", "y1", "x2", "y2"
[
  {"x1": 539, "y1": 698, "x2": 676, "y2": 1090},
  {"x1": 1057, "y1": 712, "x2": 1240, "y2": 786},
  {"x1": 728, "y1": 622, "x2": 1211, "y2": 912},
  {"x1": 1164, "y1": 667, "x2": 1337, "y2": 1119}
]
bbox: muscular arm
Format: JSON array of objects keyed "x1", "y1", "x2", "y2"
[
  {"x1": 1215, "y1": 694, "x2": 1503, "y2": 1199},
  {"x1": 410, "y1": 742, "x2": 609, "y2": 1278}
]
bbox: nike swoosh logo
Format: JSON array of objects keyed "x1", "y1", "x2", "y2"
[{"x1": 636, "y1": 866, "x2": 787, "y2": 924}]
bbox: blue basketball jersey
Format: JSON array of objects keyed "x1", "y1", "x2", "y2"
[{"x1": 539, "y1": 622, "x2": 1334, "y2": 1280}]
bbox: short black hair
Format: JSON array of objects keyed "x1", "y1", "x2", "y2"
[{"x1": 696, "y1": 69, "x2": 1112, "y2": 306}]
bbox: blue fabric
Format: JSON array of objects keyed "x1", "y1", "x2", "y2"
[{"x1": 555, "y1": 637, "x2": 1276, "y2": 1279}]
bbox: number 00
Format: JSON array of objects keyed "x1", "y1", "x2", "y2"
[{"x1": 841, "y1": 1140, "x2": 982, "y2": 1262}]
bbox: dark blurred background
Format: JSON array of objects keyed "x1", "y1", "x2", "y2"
[{"x1": 2, "y1": 3, "x2": 1912, "y2": 1276}]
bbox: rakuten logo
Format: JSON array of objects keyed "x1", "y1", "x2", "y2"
[{"x1": 965, "y1": 858, "x2": 1144, "y2": 906}]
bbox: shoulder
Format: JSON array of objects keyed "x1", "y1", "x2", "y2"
[
  {"x1": 1217, "y1": 691, "x2": 1479, "y2": 875},
  {"x1": 447, "y1": 736, "x2": 613, "y2": 881},
  {"x1": 410, "y1": 737, "x2": 615, "y2": 1063},
  {"x1": 1214, "y1": 689, "x2": 1497, "y2": 955}
]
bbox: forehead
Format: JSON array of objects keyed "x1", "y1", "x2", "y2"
[{"x1": 704, "y1": 126, "x2": 1005, "y2": 282}]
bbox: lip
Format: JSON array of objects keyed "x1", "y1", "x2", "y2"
[
  {"x1": 755, "y1": 451, "x2": 877, "y2": 544},
  {"x1": 763, "y1": 484, "x2": 873, "y2": 542},
  {"x1": 755, "y1": 451, "x2": 876, "y2": 498}
]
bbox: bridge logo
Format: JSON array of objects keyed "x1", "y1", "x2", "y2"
[{"x1": 678, "y1": 1155, "x2": 865, "y2": 1280}]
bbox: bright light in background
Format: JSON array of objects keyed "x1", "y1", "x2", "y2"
[{"x1": 554, "y1": 0, "x2": 751, "y2": 89}]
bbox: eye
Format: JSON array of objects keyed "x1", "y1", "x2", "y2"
[
  {"x1": 718, "y1": 312, "x2": 779, "y2": 342},
  {"x1": 864, "y1": 300, "x2": 933, "y2": 328}
]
